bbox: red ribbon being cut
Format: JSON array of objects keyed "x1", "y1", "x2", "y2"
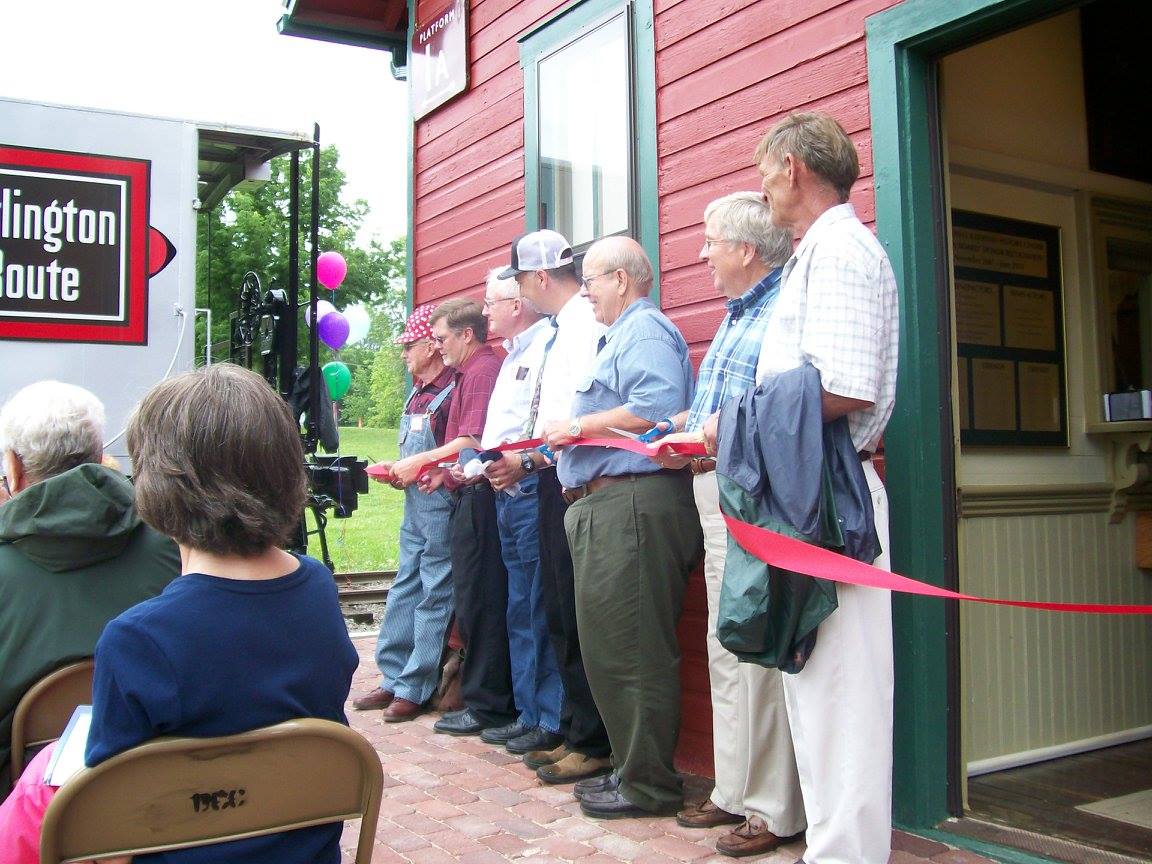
[{"x1": 371, "y1": 434, "x2": 1150, "y2": 614}]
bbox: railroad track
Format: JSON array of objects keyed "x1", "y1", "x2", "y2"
[{"x1": 335, "y1": 570, "x2": 395, "y2": 631}]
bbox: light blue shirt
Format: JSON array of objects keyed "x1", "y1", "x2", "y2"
[{"x1": 557, "y1": 297, "x2": 694, "y2": 488}]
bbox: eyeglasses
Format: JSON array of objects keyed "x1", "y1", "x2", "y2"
[
  {"x1": 401, "y1": 339, "x2": 429, "y2": 352},
  {"x1": 701, "y1": 237, "x2": 735, "y2": 252},
  {"x1": 581, "y1": 271, "x2": 616, "y2": 289},
  {"x1": 432, "y1": 329, "x2": 467, "y2": 346},
  {"x1": 483, "y1": 296, "x2": 518, "y2": 309}
]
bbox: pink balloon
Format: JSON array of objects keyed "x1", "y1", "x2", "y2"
[
  {"x1": 304, "y1": 299, "x2": 335, "y2": 325},
  {"x1": 318, "y1": 309, "x2": 349, "y2": 350},
  {"x1": 316, "y1": 251, "x2": 347, "y2": 289}
]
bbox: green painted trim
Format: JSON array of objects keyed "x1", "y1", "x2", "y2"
[
  {"x1": 276, "y1": 15, "x2": 406, "y2": 53},
  {"x1": 632, "y1": 0, "x2": 659, "y2": 296},
  {"x1": 916, "y1": 828, "x2": 1060, "y2": 864},
  {"x1": 865, "y1": 0, "x2": 1086, "y2": 836},
  {"x1": 518, "y1": 0, "x2": 660, "y2": 299}
]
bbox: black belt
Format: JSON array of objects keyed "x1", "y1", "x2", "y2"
[
  {"x1": 456, "y1": 479, "x2": 491, "y2": 496},
  {"x1": 859, "y1": 450, "x2": 872, "y2": 462},
  {"x1": 561, "y1": 467, "x2": 687, "y2": 505}
]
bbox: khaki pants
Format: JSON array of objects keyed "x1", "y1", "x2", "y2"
[{"x1": 694, "y1": 471, "x2": 806, "y2": 834}]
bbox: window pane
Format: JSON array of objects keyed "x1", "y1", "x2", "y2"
[{"x1": 538, "y1": 14, "x2": 630, "y2": 247}]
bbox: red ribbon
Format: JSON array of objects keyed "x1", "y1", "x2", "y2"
[
  {"x1": 724, "y1": 514, "x2": 1152, "y2": 615},
  {"x1": 367, "y1": 435, "x2": 707, "y2": 480},
  {"x1": 372, "y1": 434, "x2": 1150, "y2": 613}
]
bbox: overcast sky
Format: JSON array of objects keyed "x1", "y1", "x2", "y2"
[{"x1": 0, "y1": 0, "x2": 410, "y2": 243}]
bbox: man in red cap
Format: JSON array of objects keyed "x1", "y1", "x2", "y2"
[{"x1": 351, "y1": 303, "x2": 458, "y2": 722}]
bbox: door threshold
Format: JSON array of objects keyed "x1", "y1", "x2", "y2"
[{"x1": 938, "y1": 817, "x2": 1151, "y2": 864}]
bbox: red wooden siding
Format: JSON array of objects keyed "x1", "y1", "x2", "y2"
[
  {"x1": 412, "y1": 0, "x2": 568, "y2": 302},
  {"x1": 410, "y1": 0, "x2": 903, "y2": 779}
]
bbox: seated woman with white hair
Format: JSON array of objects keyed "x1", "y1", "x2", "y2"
[{"x1": 0, "y1": 364, "x2": 358, "y2": 863}]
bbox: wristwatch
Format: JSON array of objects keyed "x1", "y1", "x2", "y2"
[
  {"x1": 519, "y1": 452, "x2": 537, "y2": 474},
  {"x1": 567, "y1": 417, "x2": 583, "y2": 438}
]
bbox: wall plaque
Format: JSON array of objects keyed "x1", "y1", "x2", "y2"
[
  {"x1": 953, "y1": 210, "x2": 1067, "y2": 446},
  {"x1": 411, "y1": 0, "x2": 468, "y2": 121}
]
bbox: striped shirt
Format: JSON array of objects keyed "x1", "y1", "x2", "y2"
[{"x1": 684, "y1": 269, "x2": 782, "y2": 433}]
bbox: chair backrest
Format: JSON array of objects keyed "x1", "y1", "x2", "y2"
[
  {"x1": 39, "y1": 718, "x2": 384, "y2": 864},
  {"x1": 10, "y1": 659, "x2": 95, "y2": 779}
]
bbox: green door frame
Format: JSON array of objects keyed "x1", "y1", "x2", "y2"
[{"x1": 865, "y1": 0, "x2": 1083, "y2": 835}]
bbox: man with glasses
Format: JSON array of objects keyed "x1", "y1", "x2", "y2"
[
  {"x1": 353, "y1": 303, "x2": 459, "y2": 723},
  {"x1": 471, "y1": 268, "x2": 565, "y2": 756},
  {"x1": 654, "y1": 192, "x2": 806, "y2": 856},
  {"x1": 399, "y1": 298, "x2": 519, "y2": 738},
  {"x1": 542, "y1": 235, "x2": 702, "y2": 820},
  {"x1": 485, "y1": 229, "x2": 613, "y2": 784}
]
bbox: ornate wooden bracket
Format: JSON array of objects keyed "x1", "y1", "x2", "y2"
[{"x1": 1108, "y1": 432, "x2": 1152, "y2": 522}]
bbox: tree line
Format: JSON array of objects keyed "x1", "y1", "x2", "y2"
[{"x1": 195, "y1": 145, "x2": 408, "y2": 427}]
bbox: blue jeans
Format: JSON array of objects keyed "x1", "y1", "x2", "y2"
[
  {"x1": 374, "y1": 485, "x2": 454, "y2": 705},
  {"x1": 494, "y1": 473, "x2": 563, "y2": 732}
]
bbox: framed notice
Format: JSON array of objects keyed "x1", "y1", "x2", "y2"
[
  {"x1": 411, "y1": 0, "x2": 468, "y2": 121},
  {"x1": 0, "y1": 144, "x2": 150, "y2": 345},
  {"x1": 952, "y1": 210, "x2": 1066, "y2": 446}
]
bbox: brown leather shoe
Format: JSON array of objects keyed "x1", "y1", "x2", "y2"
[
  {"x1": 536, "y1": 752, "x2": 613, "y2": 785},
  {"x1": 382, "y1": 697, "x2": 425, "y2": 723},
  {"x1": 352, "y1": 687, "x2": 394, "y2": 711},
  {"x1": 716, "y1": 818, "x2": 785, "y2": 857},
  {"x1": 676, "y1": 798, "x2": 744, "y2": 828},
  {"x1": 523, "y1": 743, "x2": 569, "y2": 770}
]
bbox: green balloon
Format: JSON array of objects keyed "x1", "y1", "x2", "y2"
[{"x1": 322, "y1": 361, "x2": 351, "y2": 400}]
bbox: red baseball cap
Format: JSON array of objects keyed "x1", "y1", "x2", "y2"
[{"x1": 394, "y1": 303, "x2": 437, "y2": 344}]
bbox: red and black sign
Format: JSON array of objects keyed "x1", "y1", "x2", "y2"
[{"x1": 0, "y1": 144, "x2": 150, "y2": 344}]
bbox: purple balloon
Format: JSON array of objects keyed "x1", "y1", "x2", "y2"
[
  {"x1": 317, "y1": 309, "x2": 349, "y2": 350},
  {"x1": 316, "y1": 251, "x2": 347, "y2": 290}
]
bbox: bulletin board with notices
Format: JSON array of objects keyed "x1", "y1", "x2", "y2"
[{"x1": 952, "y1": 210, "x2": 1067, "y2": 446}]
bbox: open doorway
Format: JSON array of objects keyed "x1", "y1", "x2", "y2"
[{"x1": 936, "y1": 5, "x2": 1152, "y2": 860}]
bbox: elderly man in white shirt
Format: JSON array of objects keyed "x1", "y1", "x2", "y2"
[
  {"x1": 715, "y1": 111, "x2": 899, "y2": 864},
  {"x1": 475, "y1": 267, "x2": 565, "y2": 756},
  {"x1": 486, "y1": 230, "x2": 613, "y2": 784}
]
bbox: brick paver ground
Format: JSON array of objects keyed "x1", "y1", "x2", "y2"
[{"x1": 341, "y1": 635, "x2": 992, "y2": 864}]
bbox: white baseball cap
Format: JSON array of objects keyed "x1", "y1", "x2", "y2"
[{"x1": 498, "y1": 230, "x2": 574, "y2": 279}]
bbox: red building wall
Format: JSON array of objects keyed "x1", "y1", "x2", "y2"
[{"x1": 409, "y1": 0, "x2": 899, "y2": 776}]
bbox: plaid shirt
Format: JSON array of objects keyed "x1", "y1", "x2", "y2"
[
  {"x1": 757, "y1": 204, "x2": 900, "y2": 451},
  {"x1": 684, "y1": 269, "x2": 782, "y2": 433}
]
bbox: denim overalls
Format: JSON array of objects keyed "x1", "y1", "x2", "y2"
[{"x1": 372, "y1": 382, "x2": 455, "y2": 704}]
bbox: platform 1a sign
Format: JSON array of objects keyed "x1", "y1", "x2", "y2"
[
  {"x1": 411, "y1": 0, "x2": 468, "y2": 120},
  {"x1": 0, "y1": 145, "x2": 152, "y2": 344}
]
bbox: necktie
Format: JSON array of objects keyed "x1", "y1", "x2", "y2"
[{"x1": 524, "y1": 317, "x2": 560, "y2": 437}]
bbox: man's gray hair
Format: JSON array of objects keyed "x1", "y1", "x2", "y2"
[
  {"x1": 485, "y1": 267, "x2": 520, "y2": 300},
  {"x1": 0, "y1": 380, "x2": 105, "y2": 483},
  {"x1": 704, "y1": 191, "x2": 793, "y2": 268},
  {"x1": 595, "y1": 237, "x2": 654, "y2": 296},
  {"x1": 753, "y1": 111, "x2": 859, "y2": 202}
]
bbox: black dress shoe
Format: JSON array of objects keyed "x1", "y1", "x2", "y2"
[
  {"x1": 433, "y1": 709, "x2": 487, "y2": 736},
  {"x1": 579, "y1": 787, "x2": 680, "y2": 820},
  {"x1": 574, "y1": 771, "x2": 619, "y2": 800},
  {"x1": 506, "y1": 727, "x2": 564, "y2": 755},
  {"x1": 479, "y1": 721, "x2": 530, "y2": 745}
]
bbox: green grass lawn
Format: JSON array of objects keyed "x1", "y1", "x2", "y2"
[{"x1": 306, "y1": 426, "x2": 403, "y2": 574}]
